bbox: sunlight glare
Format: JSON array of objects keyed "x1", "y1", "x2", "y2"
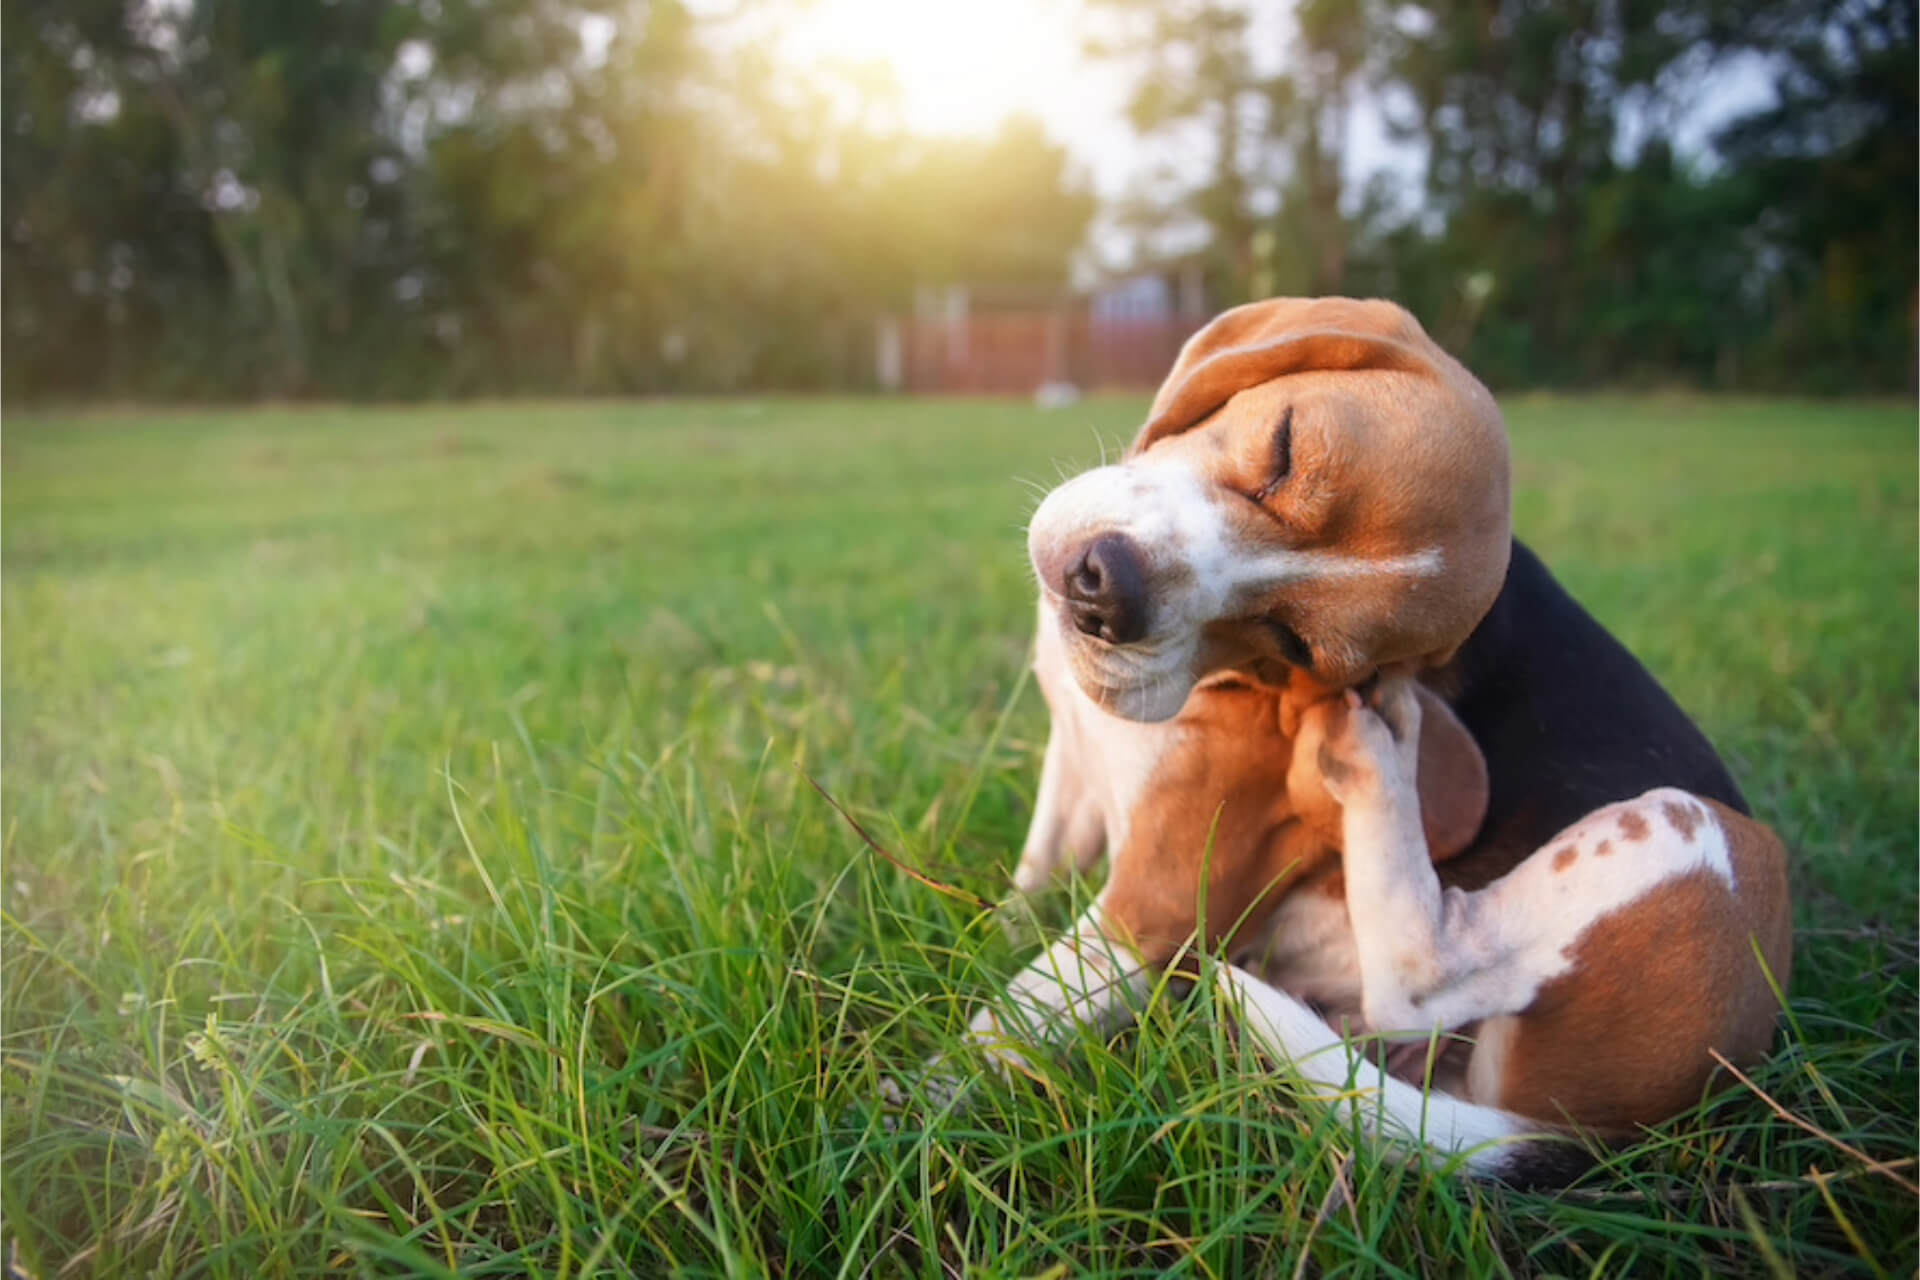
[{"x1": 781, "y1": 0, "x2": 1084, "y2": 137}]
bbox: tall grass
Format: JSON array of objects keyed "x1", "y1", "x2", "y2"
[{"x1": 4, "y1": 395, "x2": 1914, "y2": 1275}]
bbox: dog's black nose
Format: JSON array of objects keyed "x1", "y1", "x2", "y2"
[{"x1": 1063, "y1": 534, "x2": 1149, "y2": 645}]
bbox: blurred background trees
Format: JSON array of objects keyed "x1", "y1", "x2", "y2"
[{"x1": 5, "y1": 0, "x2": 1912, "y2": 400}]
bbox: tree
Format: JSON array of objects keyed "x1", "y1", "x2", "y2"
[
  {"x1": 1707, "y1": 0, "x2": 1917, "y2": 388},
  {"x1": 1086, "y1": 0, "x2": 1914, "y2": 391},
  {"x1": 2, "y1": 0, "x2": 1095, "y2": 399},
  {"x1": 1385, "y1": 0, "x2": 1726, "y2": 367}
]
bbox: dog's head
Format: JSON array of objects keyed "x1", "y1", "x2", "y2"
[{"x1": 1028, "y1": 297, "x2": 1511, "y2": 722}]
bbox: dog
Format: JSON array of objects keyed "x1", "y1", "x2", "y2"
[{"x1": 952, "y1": 297, "x2": 1793, "y2": 1184}]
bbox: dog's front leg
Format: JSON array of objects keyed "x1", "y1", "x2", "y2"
[
  {"x1": 1010, "y1": 720, "x2": 1108, "y2": 895},
  {"x1": 963, "y1": 902, "x2": 1150, "y2": 1073},
  {"x1": 895, "y1": 903, "x2": 1150, "y2": 1111},
  {"x1": 1010, "y1": 601, "x2": 1113, "y2": 895}
]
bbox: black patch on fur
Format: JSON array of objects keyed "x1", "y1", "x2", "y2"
[
  {"x1": 1484, "y1": 1135, "x2": 1600, "y2": 1191},
  {"x1": 1434, "y1": 539, "x2": 1750, "y2": 890}
]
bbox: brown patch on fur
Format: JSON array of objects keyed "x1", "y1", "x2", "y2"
[
  {"x1": 1594, "y1": 839, "x2": 1613, "y2": 857},
  {"x1": 1095, "y1": 677, "x2": 1468, "y2": 965},
  {"x1": 1490, "y1": 803, "x2": 1793, "y2": 1134},
  {"x1": 1551, "y1": 845, "x2": 1578, "y2": 872},
  {"x1": 1663, "y1": 800, "x2": 1702, "y2": 840},
  {"x1": 1617, "y1": 810, "x2": 1651, "y2": 842},
  {"x1": 1706, "y1": 798, "x2": 1795, "y2": 999}
]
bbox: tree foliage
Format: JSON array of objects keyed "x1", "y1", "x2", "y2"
[
  {"x1": 3, "y1": 0, "x2": 1092, "y2": 399},
  {"x1": 4, "y1": 0, "x2": 1910, "y2": 398},
  {"x1": 1090, "y1": 0, "x2": 1915, "y2": 391}
]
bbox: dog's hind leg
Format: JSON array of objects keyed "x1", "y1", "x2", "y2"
[{"x1": 1305, "y1": 678, "x2": 1792, "y2": 1136}]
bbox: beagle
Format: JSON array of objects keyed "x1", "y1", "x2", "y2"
[{"x1": 954, "y1": 298, "x2": 1793, "y2": 1184}]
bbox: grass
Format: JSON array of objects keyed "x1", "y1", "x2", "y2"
[{"x1": 2, "y1": 393, "x2": 1914, "y2": 1277}]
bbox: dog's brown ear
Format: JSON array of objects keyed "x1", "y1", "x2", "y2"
[
  {"x1": 1413, "y1": 684, "x2": 1488, "y2": 863},
  {"x1": 1131, "y1": 297, "x2": 1445, "y2": 456}
]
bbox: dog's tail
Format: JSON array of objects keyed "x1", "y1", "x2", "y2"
[{"x1": 1223, "y1": 968, "x2": 1590, "y2": 1186}]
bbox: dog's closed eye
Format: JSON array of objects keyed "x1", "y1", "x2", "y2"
[
  {"x1": 1253, "y1": 405, "x2": 1294, "y2": 503},
  {"x1": 1264, "y1": 617, "x2": 1313, "y2": 668}
]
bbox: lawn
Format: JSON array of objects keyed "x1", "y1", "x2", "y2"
[{"x1": 3, "y1": 394, "x2": 1914, "y2": 1277}]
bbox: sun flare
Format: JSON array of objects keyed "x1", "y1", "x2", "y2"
[{"x1": 779, "y1": 0, "x2": 1087, "y2": 138}]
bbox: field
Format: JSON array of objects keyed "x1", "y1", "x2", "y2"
[{"x1": 4, "y1": 395, "x2": 1915, "y2": 1277}]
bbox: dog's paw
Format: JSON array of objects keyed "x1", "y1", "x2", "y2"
[{"x1": 1314, "y1": 679, "x2": 1421, "y2": 804}]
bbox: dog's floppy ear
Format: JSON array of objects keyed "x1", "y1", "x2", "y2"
[
  {"x1": 1413, "y1": 684, "x2": 1488, "y2": 863},
  {"x1": 1130, "y1": 297, "x2": 1448, "y2": 456}
]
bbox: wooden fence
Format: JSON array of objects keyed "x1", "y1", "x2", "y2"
[{"x1": 891, "y1": 310, "x2": 1206, "y2": 394}]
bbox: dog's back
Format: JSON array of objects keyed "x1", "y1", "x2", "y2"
[{"x1": 1435, "y1": 539, "x2": 1749, "y2": 890}]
